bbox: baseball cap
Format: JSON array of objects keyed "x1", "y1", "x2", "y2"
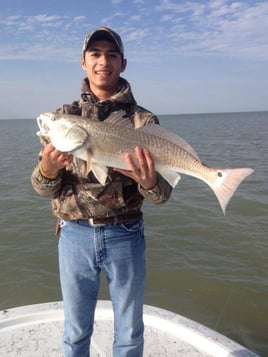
[{"x1": 82, "y1": 27, "x2": 124, "y2": 57}]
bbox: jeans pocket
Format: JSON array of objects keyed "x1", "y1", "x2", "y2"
[{"x1": 120, "y1": 219, "x2": 144, "y2": 233}]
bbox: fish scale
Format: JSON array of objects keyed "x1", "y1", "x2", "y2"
[{"x1": 90, "y1": 120, "x2": 194, "y2": 170}]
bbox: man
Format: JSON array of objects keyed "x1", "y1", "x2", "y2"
[{"x1": 31, "y1": 27, "x2": 172, "y2": 357}]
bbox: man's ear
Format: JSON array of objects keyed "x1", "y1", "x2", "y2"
[
  {"x1": 81, "y1": 57, "x2": 86, "y2": 71},
  {"x1": 121, "y1": 58, "x2": 127, "y2": 73}
]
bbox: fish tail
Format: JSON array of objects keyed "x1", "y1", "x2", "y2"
[{"x1": 209, "y1": 168, "x2": 254, "y2": 215}]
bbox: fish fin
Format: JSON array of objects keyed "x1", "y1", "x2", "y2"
[
  {"x1": 91, "y1": 162, "x2": 108, "y2": 186},
  {"x1": 105, "y1": 110, "x2": 133, "y2": 128},
  {"x1": 37, "y1": 132, "x2": 51, "y2": 145},
  {"x1": 86, "y1": 150, "x2": 92, "y2": 173},
  {"x1": 157, "y1": 165, "x2": 181, "y2": 188},
  {"x1": 209, "y1": 168, "x2": 254, "y2": 215},
  {"x1": 52, "y1": 125, "x2": 88, "y2": 152},
  {"x1": 138, "y1": 124, "x2": 199, "y2": 160}
]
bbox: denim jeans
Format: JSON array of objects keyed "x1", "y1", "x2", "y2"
[{"x1": 58, "y1": 218, "x2": 146, "y2": 357}]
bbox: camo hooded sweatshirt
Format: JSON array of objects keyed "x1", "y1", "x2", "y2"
[{"x1": 31, "y1": 77, "x2": 172, "y2": 220}]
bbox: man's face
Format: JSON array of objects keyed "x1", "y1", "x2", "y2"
[{"x1": 81, "y1": 40, "x2": 127, "y2": 99}]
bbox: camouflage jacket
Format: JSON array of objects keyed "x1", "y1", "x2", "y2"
[{"x1": 31, "y1": 77, "x2": 172, "y2": 220}]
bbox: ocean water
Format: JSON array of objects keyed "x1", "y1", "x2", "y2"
[{"x1": 0, "y1": 112, "x2": 267, "y2": 356}]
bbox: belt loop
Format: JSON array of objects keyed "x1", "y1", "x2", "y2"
[
  {"x1": 113, "y1": 215, "x2": 118, "y2": 225},
  {"x1": 88, "y1": 218, "x2": 106, "y2": 227}
]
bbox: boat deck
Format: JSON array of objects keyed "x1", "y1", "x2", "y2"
[{"x1": 0, "y1": 301, "x2": 258, "y2": 356}]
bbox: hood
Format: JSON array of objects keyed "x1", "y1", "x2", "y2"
[{"x1": 81, "y1": 77, "x2": 137, "y2": 106}]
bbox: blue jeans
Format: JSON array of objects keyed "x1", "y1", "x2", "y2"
[{"x1": 58, "y1": 218, "x2": 146, "y2": 357}]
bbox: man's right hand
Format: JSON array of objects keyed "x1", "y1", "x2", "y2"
[{"x1": 40, "y1": 143, "x2": 73, "y2": 178}]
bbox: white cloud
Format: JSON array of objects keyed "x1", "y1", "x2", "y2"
[
  {"x1": 125, "y1": 28, "x2": 148, "y2": 42},
  {"x1": 1, "y1": 1, "x2": 268, "y2": 62},
  {"x1": 74, "y1": 16, "x2": 86, "y2": 22},
  {"x1": 0, "y1": 14, "x2": 88, "y2": 61},
  {"x1": 129, "y1": 15, "x2": 141, "y2": 21},
  {"x1": 153, "y1": 0, "x2": 268, "y2": 60}
]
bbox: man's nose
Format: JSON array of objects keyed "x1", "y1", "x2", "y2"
[{"x1": 99, "y1": 54, "x2": 109, "y2": 65}]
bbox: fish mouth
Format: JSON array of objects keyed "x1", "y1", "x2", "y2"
[{"x1": 36, "y1": 115, "x2": 50, "y2": 137}]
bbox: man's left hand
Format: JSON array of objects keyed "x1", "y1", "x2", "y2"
[{"x1": 113, "y1": 147, "x2": 157, "y2": 190}]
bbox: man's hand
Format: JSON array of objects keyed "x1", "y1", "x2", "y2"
[
  {"x1": 114, "y1": 146, "x2": 157, "y2": 190},
  {"x1": 40, "y1": 143, "x2": 73, "y2": 178}
]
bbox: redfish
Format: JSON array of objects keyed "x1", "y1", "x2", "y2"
[{"x1": 37, "y1": 110, "x2": 254, "y2": 214}]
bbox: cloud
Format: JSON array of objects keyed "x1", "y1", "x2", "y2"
[
  {"x1": 74, "y1": 16, "x2": 86, "y2": 22},
  {"x1": 129, "y1": 15, "x2": 141, "y2": 21},
  {"x1": 1, "y1": 1, "x2": 268, "y2": 62},
  {"x1": 154, "y1": 0, "x2": 268, "y2": 60},
  {"x1": 0, "y1": 14, "x2": 88, "y2": 61}
]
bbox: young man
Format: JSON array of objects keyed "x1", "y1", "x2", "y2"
[{"x1": 31, "y1": 27, "x2": 172, "y2": 357}]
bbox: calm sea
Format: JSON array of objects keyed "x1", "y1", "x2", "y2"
[{"x1": 0, "y1": 112, "x2": 267, "y2": 356}]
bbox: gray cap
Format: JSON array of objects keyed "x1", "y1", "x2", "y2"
[{"x1": 82, "y1": 27, "x2": 124, "y2": 57}]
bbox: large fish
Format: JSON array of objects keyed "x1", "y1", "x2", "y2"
[{"x1": 36, "y1": 110, "x2": 254, "y2": 214}]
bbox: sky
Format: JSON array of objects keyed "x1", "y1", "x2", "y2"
[{"x1": 0, "y1": 0, "x2": 268, "y2": 119}]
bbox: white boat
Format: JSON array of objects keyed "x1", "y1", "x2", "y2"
[{"x1": 0, "y1": 301, "x2": 259, "y2": 356}]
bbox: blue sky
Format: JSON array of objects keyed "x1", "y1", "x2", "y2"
[{"x1": 1, "y1": 0, "x2": 267, "y2": 119}]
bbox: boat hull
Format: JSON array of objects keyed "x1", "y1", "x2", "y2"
[{"x1": 0, "y1": 301, "x2": 259, "y2": 356}]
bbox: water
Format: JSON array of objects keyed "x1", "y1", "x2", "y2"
[{"x1": 0, "y1": 112, "x2": 267, "y2": 356}]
